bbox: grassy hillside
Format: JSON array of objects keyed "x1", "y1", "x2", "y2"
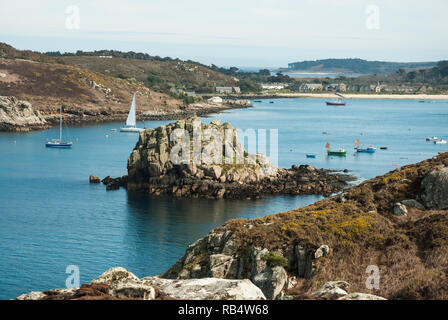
[
  {"x1": 0, "y1": 43, "x2": 182, "y2": 119},
  {"x1": 286, "y1": 58, "x2": 437, "y2": 75},
  {"x1": 0, "y1": 42, "x2": 238, "y2": 96},
  {"x1": 57, "y1": 55, "x2": 237, "y2": 94}
]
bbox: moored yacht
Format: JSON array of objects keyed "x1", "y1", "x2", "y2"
[{"x1": 120, "y1": 93, "x2": 144, "y2": 133}]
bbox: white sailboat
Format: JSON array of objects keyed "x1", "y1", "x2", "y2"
[
  {"x1": 120, "y1": 93, "x2": 144, "y2": 133},
  {"x1": 45, "y1": 106, "x2": 73, "y2": 148}
]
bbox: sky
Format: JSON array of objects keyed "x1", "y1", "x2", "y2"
[{"x1": 1, "y1": 0, "x2": 447, "y2": 68}]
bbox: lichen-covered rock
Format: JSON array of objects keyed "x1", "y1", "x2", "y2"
[
  {"x1": 91, "y1": 268, "x2": 156, "y2": 300},
  {"x1": 142, "y1": 277, "x2": 266, "y2": 300},
  {"x1": 0, "y1": 96, "x2": 48, "y2": 131},
  {"x1": 393, "y1": 203, "x2": 408, "y2": 216},
  {"x1": 312, "y1": 281, "x2": 350, "y2": 299},
  {"x1": 420, "y1": 167, "x2": 448, "y2": 209},
  {"x1": 252, "y1": 266, "x2": 287, "y2": 300},
  {"x1": 338, "y1": 293, "x2": 387, "y2": 300},
  {"x1": 91, "y1": 267, "x2": 140, "y2": 286},
  {"x1": 16, "y1": 291, "x2": 48, "y2": 300}
]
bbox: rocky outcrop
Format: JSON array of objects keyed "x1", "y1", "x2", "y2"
[
  {"x1": 115, "y1": 117, "x2": 352, "y2": 198},
  {"x1": 0, "y1": 96, "x2": 48, "y2": 131},
  {"x1": 17, "y1": 267, "x2": 265, "y2": 300},
  {"x1": 420, "y1": 167, "x2": 448, "y2": 209},
  {"x1": 161, "y1": 228, "x2": 330, "y2": 300},
  {"x1": 89, "y1": 175, "x2": 101, "y2": 184}
]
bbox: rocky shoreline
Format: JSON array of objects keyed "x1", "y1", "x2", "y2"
[
  {"x1": 98, "y1": 117, "x2": 353, "y2": 199},
  {"x1": 0, "y1": 96, "x2": 49, "y2": 132},
  {"x1": 0, "y1": 95, "x2": 252, "y2": 132}
]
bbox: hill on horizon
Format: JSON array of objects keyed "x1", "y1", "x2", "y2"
[
  {"x1": 0, "y1": 42, "x2": 182, "y2": 119},
  {"x1": 0, "y1": 43, "x2": 238, "y2": 95},
  {"x1": 285, "y1": 58, "x2": 437, "y2": 75}
]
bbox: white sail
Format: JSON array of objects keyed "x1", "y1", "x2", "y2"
[{"x1": 126, "y1": 94, "x2": 137, "y2": 127}]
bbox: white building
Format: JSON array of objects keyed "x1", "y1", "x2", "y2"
[{"x1": 208, "y1": 96, "x2": 223, "y2": 103}]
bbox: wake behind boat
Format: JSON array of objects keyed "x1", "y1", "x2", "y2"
[
  {"x1": 46, "y1": 106, "x2": 72, "y2": 148},
  {"x1": 120, "y1": 93, "x2": 144, "y2": 133}
]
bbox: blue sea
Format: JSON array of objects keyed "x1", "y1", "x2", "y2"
[{"x1": 0, "y1": 98, "x2": 447, "y2": 299}]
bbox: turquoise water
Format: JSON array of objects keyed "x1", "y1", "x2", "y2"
[{"x1": 0, "y1": 98, "x2": 447, "y2": 299}]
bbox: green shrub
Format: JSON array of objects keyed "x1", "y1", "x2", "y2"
[{"x1": 262, "y1": 251, "x2": 288, "y2": 267}]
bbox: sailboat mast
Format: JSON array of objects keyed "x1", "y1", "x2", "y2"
[{"x1": 59, "y1": 105, "x2": 62, "y2": 141}]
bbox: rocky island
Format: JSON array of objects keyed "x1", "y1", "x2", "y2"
[
  {"x1": 21, "y1": 152, "x2": 448, "y2": 300},
  {"x1": 99, "y1": 117, "x2": 352, "y2": 199}
]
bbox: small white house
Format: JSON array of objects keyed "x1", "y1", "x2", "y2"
[{"x1": 208, "y1": 96, "x2": 223, "y2": 103}]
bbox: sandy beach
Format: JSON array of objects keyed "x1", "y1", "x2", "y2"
[{"x1": 271, "y1": 93, "x2": 448, "y2": 100}]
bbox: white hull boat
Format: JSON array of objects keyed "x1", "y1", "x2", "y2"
[
  {"x1": 120, "y1": 93, "x2": 144, "y2": 133},
  {"x1": 46, "y1": 106, "x2": 72, "y2": 148},
  {"x1": 120, "y1": 127, "x2": 144, "y2": 133}
]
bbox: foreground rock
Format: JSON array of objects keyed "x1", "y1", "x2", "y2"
[
  {"x1": 338, "y1": 293, "x2": 387, "y2": 300},
  {"x1": 141, "y1": 277, "x2": 265, "y2": 300},
  {"x1": 420, "y1": 167, "x2": 448, "y2": 209},
  {"x1": 108, "y1": 117, "x2": 352, "y2": 199},
  {"x1": 17, "y1": 267, "x2": 265, "y2": 300},
  {"x1": 0, "y1": 96, "x2": 48, "y2": 132}
]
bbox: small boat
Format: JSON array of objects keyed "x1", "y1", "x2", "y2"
[
  {"x1": 254, "y1": 100, "x2": 262, "y2": 102},
  {"x1": 306, "y1": 154, "x2": 317, "y2": 159},
  {"x1": 326, "y1": 100, "x2": 346, "y2": 106},
  {"x1": 110, "y1": 129, "x2": 118, "y2": 132},
  {"x1": 327, "y1": 149, "x2": 347, "y2": 156},
  {"x1": 356, "y1": 146, "x2": 377, "y2": 153},
  {"x1": 380, "y1": 147, "x2": 388, "y2": 150},
  {"x1": 46, "y1": 106, "x2": 72, "y2": 148},
  {"x1": 434, "y1": 139, "x2": 447, "y2": 145},
  {"x1": 269, "y1": 101, "x2": 274, "y2": 104},
  {"x1": 426, "y1": 136, "x2": 439, "y2": 142},
  {"x1": 120, "y1": 93, "x2": 145, "y2": 133}
]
